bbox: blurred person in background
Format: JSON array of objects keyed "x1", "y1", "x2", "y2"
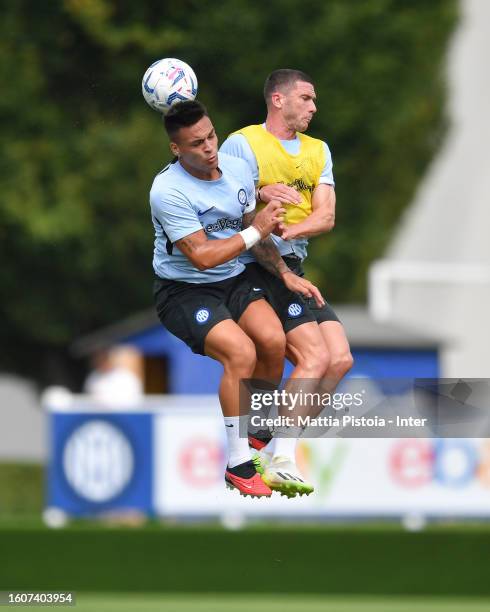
[{"x1": 84, "y1": 345, "x2": 144, "y2": 406}]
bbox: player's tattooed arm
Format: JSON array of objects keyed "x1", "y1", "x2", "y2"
[
  {"x1": 243, "y1": 211, "x2": 326, "y2": 308},
  {"x1": 242, "y1": 211, "x2": 290, "y2": 277},
  {"x1": 176, "y1": 229, "x2": 245, "y2": 270},
  {"x1": 174, "y1": 200, "x2": 285, "y2": 271},
  {"x1": 178, "y1": 235, "x2": 197, "y2": 253}
]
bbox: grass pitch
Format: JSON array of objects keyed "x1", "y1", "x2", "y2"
[
  {"x1": 22, "y1": 593, "x2": 490, "y2": 612},
  {"x1": 3, "y1": 524, "x2": 490, "y2": 597}
]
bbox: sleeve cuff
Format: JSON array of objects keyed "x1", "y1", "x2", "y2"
[{"x1": 167, "y1": 225, "x2": 204, "y2": 243}]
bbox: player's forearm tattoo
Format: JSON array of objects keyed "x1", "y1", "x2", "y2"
[
  {"x1": 242, "y1": 210, "x2": 289, "y2": 278},
  {"x1": 251, "y1": 238, "x2": 290, "y2": 278},
  {"x1": 179, "y1": 236, "x2": 197, "y2": 253},
  {"x1": 242, "y1": 211, "x2": 255, "y2": 229}
]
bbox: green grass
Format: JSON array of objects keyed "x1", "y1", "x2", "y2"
[
  {"x1": 10, "y1": 593, "x2": 490, "y2": 612},
  {"x1": 0, "y1": 463, "x2": 43, "y2": 516},
  {"x1": 3, "y1": 525, "x2": 490, "y2": 596}
]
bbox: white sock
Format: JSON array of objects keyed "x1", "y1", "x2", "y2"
[
  {"x1": 270, "y1": 436, "x2": 298, "y2": 463},
  {"x1": 224, "y1": 416, "x2": 251, "y2": 468}
]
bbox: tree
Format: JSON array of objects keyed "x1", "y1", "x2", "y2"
[{"x1": 0, "y1": 0, "x2": 457, "y2": 384}]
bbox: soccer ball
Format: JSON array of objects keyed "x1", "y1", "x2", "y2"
[{"x1": 141, "y1": 58, "x2": 198, "y2": 114}]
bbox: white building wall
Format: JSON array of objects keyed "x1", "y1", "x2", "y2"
[
  {"x1": 369, "y1": 0, "x2": 490, "y2": 376},
  {"x1": 0, "y1": 375, "x2": 45, "y2": 462}
]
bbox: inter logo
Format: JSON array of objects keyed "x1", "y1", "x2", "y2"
[
  {"x1": 288, "y1": 302, "x2": 303, "y2": 318},
  {"x1": 237, "y1": 188, "x2": 247, "y2": 205},
  {"x1": 195, "y1": 308, "x2": 210, "y2": 324},
  {"x1": 63, "y1": 421, "x2": 134, "y2": 503}
]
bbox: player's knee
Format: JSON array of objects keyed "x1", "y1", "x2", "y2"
[
  {"x1": 296, "y1": 345, "x2": 330, "y2": 378},
  {"x1": 256, "y1": 328, "x2": 286, "y2": 358},
  {"x1": 225, "y1": 340, "x2": 257, "y2": 375},
  {"x1": 312, "y1": 347, "x2": 331, "y2": 378},
  {"x1": 328, "y1": 351, "x2": 354, "y2": 380}
]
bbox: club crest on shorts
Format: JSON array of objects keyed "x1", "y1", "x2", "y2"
[
  {"x1": 288, "y1": 302, "x2": 303, "y2": 318},
  {"x1": 195, "y1": 307, "x2": 210, "y2": 324},
  {"x1": 237, "y1": 188, "x2": 247, "y2": 205}
]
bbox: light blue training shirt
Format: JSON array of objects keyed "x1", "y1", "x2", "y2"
[
  {"x1": 220, "y1": 127, "x2": 334, "y2": 262},
  {"x1": 150, "y1": 153, "x2": 255, "y2": 283}
]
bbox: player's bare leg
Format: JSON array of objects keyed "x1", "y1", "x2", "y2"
[
  {"x1": 284, "y1": 321, "x2": 352, "y2": 427},
  {"x1": 260, "y1": 322, "x2": 329, "y2": 497},
  {"x1": 238, "y1": 299, "x2": 286, "y2": 382},
  {"x1": 204, "y1": 319, "x2": 257, "y2": 418},
  {"x1": 204, "y1": 319, "x2": 272, "y2": 497},
  {"x1": 318, "y1": 321, "x2": 353, "y2": 393},
  {"x1": 239, "y1": 298, "x2": 286, "y2": 457},
  {"x1": 285, "y1": 322, "x2": 330, "y2": 379},
  {"x1": 296, "y1": 321, "x2": 353, "y2": 440}
]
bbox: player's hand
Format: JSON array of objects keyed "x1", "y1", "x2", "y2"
[
  {"x1": 259, "y1": 183, "x2": 301, "y2": 205},
  {"x1": 252, "y1": 199, "x2": 285, "y2": 239},
  {"x1": 272, "y1": 222, "x2": 297, "y2": 240},
  {"x1": 281, "y1": 271, "x2": 325, "y2": 308}
]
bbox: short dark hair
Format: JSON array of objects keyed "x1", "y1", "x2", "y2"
[
  {"x1": 263, "y1": 69, "x2": 314, "y2": 105},
  {"x1": 163, "y1": 100, "x2": 208, "y2": 140}
]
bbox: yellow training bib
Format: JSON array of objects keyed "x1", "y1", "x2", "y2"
[{"x1": 232, "y1": 125, "x2": 325, "y2": 225}]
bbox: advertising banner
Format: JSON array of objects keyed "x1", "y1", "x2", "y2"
[
  {"x1": 153, "y1": 407, "x2": 490, "y2": 516},
  {"x1": 47, "y1": 411, "x2": 153, "y2": 515},
  {"x1": 46, "y1": 394, "x2": 490, "y2": 518}
]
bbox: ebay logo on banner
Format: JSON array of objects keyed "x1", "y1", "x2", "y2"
[
  {"x1": 390, "y1": 439, "x2": 490, "y2": 489},
  {"x1": 178, "y1": 438, "x2": 224, "y2": 487}
]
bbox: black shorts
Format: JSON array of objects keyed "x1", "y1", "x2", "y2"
[
  {"x1": 153, "y1": 271, "x2": 266, "y2": 355},
  {"x1": 244, "y1": 262, "x2": 316, "y2": 334},
  {"x1": 283, "y1": 255, "x2": 340, "y2": 325}
]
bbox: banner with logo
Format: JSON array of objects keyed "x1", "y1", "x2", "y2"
[
  {"x1": 46, "y1": 397, "x2": 490, "y2": 517},
  {"x1": 152, "y1": 408, "x2": 490, "y2": 517},
  {"x1": 48, "y1": 411, "x2": 153, "y2": 515}
]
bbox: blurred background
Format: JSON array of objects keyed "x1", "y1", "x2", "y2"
[{"x1": 2, "y1": 0, "x2": 490, "y2": 610}]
